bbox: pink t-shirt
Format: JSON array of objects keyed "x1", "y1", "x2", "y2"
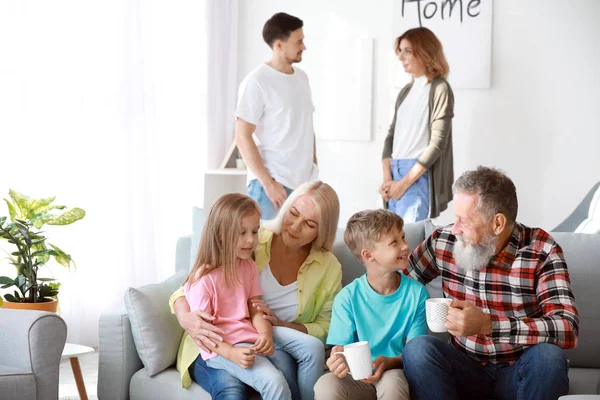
[{"x1": 184, "y1": 258, "x2": 264, "y2": 360}]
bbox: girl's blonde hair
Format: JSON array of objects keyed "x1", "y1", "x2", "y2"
[
  {"x1": 262, "y1": 181, "x2": 339, "y2": 251},
  {"x1": 395, "y1": 27, "x2": 449, "y2": 82},
  {"x1": 185, "y1": 193, "x2": 260, "y2": 289}
]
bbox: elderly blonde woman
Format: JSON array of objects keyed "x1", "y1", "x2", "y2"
[{"x1": 170, "y1": 181, "x2": 342, "y2": 400}]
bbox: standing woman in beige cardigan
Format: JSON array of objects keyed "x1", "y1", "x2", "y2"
[{"x1": 380, "y1": 27, "x2": 454, "y2": 222}]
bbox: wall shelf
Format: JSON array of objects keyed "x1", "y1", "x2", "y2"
[{"x1": 203, "y1": 169, "x2": 248, "y2": 209}]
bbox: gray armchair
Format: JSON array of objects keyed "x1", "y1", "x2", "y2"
[{"x1": 0, "y1": 309, "x2": 67, "y2": 400}]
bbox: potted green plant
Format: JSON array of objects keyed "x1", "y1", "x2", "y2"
[{"x1": 0, "y1": 190, "x2": 85, "y2": 312}]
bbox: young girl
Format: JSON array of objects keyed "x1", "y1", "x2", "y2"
[{"x1": 184, "y1": 193, "x2": 292, "y2": 400}]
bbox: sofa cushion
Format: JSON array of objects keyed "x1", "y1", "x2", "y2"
[
  {"x1": 130, "y1": 368, "x2": 262, "y2": 400},
  {"x1": 553, "y1": 232, "x2": 600, "y2": 369},
  {"x1": 124, "y1": 269, "x2": 187, "y2": 376},
  {"x1": 190, "y1": 207, "x2": 206, "y2": 270},
  {"x1": 566, "y1": 367, "x2": 600, "y2": 395},
  {"x1": 575, "y1": 185, "x2": 600, "y2": 234},
  {"x1": 333, "y1": 227, "x2": 363, "y2": 287},
  {"x1": 0, "y1": 366, "x2": 35, "y2": 400},
  {"x1": 130, "y1": 368, "x2": 211, "y2": 400}
]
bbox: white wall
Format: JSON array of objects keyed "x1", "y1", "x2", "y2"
[{"x1": 238, "y1": 0, "x2": 600, "y2": 230}]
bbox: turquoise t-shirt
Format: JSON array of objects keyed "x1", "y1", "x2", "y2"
[{"x1": 327, "y1": 273, "x2": 429, "y2": 361}]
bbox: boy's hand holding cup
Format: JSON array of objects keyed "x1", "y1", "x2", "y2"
[
  {"x1": 332, "y1": 341, "x2": 373, "y2": 380},
  {"x1": 327, "y1": 346, "x2": 350, "y2": 378}
]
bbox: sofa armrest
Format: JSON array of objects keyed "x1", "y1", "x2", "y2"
[
  {"x1": 98, "y1": 310, "x2": 143, "y2": 400},
  {"x1": 0, "y1": 309, "x2": 67, "y2": 399}
]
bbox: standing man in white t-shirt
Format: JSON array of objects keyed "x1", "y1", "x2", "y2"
[{"x1": 235, "y1": 12, "x2": 318, "y2": 220}]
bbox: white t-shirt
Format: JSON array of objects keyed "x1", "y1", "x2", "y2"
[
  {"x1": 235, "y1": 64, "x2": 317, "y2": 189},
  {"x1": 392, "y1": 75, "x2": 432, "y2": 160},
  {"x1": 259, "y1": 265, "x2": 299, "y2": 323}
]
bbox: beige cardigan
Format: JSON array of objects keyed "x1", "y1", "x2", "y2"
[{"x1": 382, "y1": 77, "x2": 454, "y2": 219}]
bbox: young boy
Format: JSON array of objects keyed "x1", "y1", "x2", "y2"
[{"x1": 314, "y1": 210, "x2": 429, "y2": 400}]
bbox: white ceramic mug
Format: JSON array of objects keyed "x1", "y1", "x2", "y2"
[
  {"x1": 426, "y1": 298, "x2": 452, "y2": 333},
  {"x1": 334, "y1": 341, "x2": 372, "y2": 380}
]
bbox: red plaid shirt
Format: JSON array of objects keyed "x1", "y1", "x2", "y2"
[{"x1": 407, "y1": 223, "x2": 579, "y2": 364}]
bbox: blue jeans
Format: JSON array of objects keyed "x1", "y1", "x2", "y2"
[
  {"x1": 402, "y1": 336, "x2": 569, "y2": 400},
  {"x1": 190, "y1": 339, "x2": 306, "y2": 400},
  {"x1": 206, "y1": 345, "x2": 292, "y2": 400},
  {"x1": 272, "y1": 326, "x2": 325, "y2": 400},
  {"x1": 190, "y1": 355, "x2": 250, "y2": 400},
  {"x1": 387, "y1": 159, "x2": 430, "y2": 223},
  {"x1": 247, "y1": 179, "x2": 293, "y2": 220}
]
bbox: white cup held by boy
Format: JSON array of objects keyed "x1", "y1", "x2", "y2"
[
  {"x1": 334, "y1": 341, "x2": 372, "y2": 380},
  {"x1": 426, "y1": 298, "x2": 452, "y2": 333}
]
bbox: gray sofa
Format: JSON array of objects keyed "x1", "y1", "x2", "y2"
[
  {"x1": 0, "y1": 309, "x2": 67, "y2": 400},
  {"x1": 98, "y1": 217, "x2": 600, "y2": 399}
]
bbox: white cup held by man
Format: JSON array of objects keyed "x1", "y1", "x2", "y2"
[
  {"x1": 334, "y1": 341, "x2": 372, "y2": 380},
  {"x1": 426, "y1": 298, "x2": 452, "y2": 333}
]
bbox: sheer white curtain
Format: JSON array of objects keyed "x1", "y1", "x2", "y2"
[
  {"x1": 206, "y1": 0, "x2": 239, "y2": 168},
  {"x1": 0, "y1": 0, "x2": 207, "y2": 346}
]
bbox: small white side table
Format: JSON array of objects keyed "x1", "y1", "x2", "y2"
[{"x1": 61, "y1": 343, "x2": 95, "y2": 400}]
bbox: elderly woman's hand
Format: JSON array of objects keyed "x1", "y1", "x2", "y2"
[
  {"x1": 251, "y1": 298, "x2": 282, "y2": 326},
  {"x1": 181, "y1": 309, "x2": 225, "y2": 352},
  {"x1": 174, "y1": 297, "x2": 225, "y2": 352}
]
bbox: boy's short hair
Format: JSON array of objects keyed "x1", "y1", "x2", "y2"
[{"x1": 344, "y1": 209, "x2": 405, "y2": 261}]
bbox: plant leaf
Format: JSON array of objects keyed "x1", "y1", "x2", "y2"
[
  {"x1": 36, "y1": 205, "x2": 67, "y2": 219},
  {"x1": 46, "y1": 208, "x2": 86, "y2": 226},
  {"x1": 14, "y1": 222, "x2": 30, "y2": 241},
  {"x1": 4, "y1": 293, "x2": 17, "y2": 302},
  {"x1": 26, "y1": 196, "x2": 58, "y2": 215},
  {"x1": 3, "y1": 199, "x2": 17, "y2": 222},
  {"x1": 31, "y1": 214, "x2": 55, "y2": 229},
  {"x1": 48, "y1": 243, "x2": 74, "y2": 269},
  {"x1": 31, "y1": 242, "x2": 50, "y2": 265},
  {"x1": 38, "y1": 284, "x2": 52, "y2": 298},
  {"x1": 32, "y1": 249, "x2": 54, "y2": 257},
  {"x1": 20, "y1": 194, "x2": 56, "y2": 221},
  {"x1": 8, "y1": 190, "x2": 29, "y2": 220},
  {"x1": 37, "y1": 277, "x2": 57, "y2": 282},
  {"x1": 15, "y1": 275, "x2": 26, "y2": 288},
  {"x1": 0, "y1": 276, "x2": 15, "y2": 288}
]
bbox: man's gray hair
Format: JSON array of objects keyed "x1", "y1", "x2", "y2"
[{"x1": 452, "y1": 166, "x2": 518, "y2": 224}]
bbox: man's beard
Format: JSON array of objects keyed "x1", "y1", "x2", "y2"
[
  {"x1": 286, "y1": 53, "x2": 302, "y2": 64},
  {"x1": 453, "y1": 234, "x2": 498, "y2": 271}
]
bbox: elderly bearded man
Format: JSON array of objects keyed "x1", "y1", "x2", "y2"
[{"x1": 402, "y1": 166, "x2": 579, "y2": 400}]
